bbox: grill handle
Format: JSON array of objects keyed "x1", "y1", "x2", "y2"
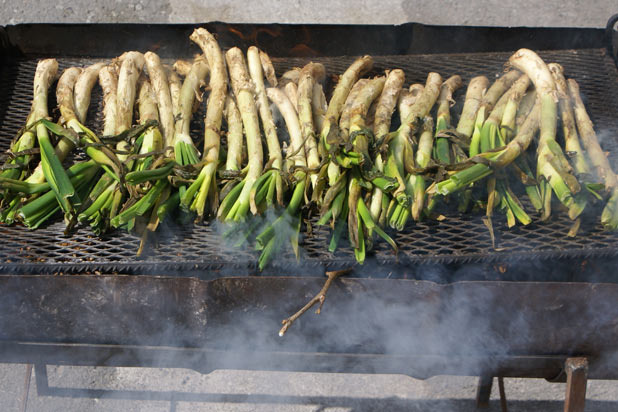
[{"x1": 607, "y1": 13, "x2": 618, "y2": 68}]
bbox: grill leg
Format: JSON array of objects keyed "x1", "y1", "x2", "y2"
[
  {"x1": 498, "y1": 377, "x2": 508, "y2": 412},
  {"x1": 564, "y1": 357, "x2": 588, "y2": 412},
  {"x1": 476, "y1": 375, "x2": 493, "y2": 409},
  {"x1": 34, "y1": 363, "x2": 49, "y2": 396}
]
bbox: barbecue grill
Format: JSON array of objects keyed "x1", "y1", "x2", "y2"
[{"x1": 1, "y1": 16, "x2": 618, "y2": 410}]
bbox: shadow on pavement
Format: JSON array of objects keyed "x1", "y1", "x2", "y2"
[{"x1": 33, "y1": 380, "x2": 618, "y2": 412}]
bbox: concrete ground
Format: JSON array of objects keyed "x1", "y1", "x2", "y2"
[{"x1": 2, "y1": 1, "x2": 618, "y2": 411}]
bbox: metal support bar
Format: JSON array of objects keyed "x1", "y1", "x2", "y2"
[
  {"x1": 476, "y1": 375, "x2": 493, "y2": 408},
  {"x1": 564, "y1": 357, "x2": 588, "y2": 412}
]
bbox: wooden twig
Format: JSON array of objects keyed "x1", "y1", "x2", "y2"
[{"x1": 279, "y1": 268, "x2": 351, "y2": 336}]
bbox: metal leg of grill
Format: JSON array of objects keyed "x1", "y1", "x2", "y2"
[
  {"x1": 34, "y1": 363, "x2": 49, "y2": 396},
  {"x1": 498, "y1": 377, "x2": 508, "y2": 412},
  {"x1": 476, "y1": 375, "x2": 493, "y2": 409},
  {"x1": 564, "y1": 357, "x2": 588, "y2": 412}
]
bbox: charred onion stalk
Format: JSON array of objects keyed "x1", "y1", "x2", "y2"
[
  {"x1": 218, "y1": 47, "x2": 263, "y2": 222},
  {"x1": 368, "y1": 69, "x2": 405, "y2": 223},
  {"x1": 320, "y1": 56, "x2": 373, "y2": 192},
  {"x1": 144, "y1": 52, "x2": 175, "y2": 148},
  {"x1": 77, "y1": 64, "x2": 120, "y2": 232},
  {"x1": 549, "y1": 64, "x2": 591, "y2": 178},
  {"x1": 254, "y1": 87, "x2": 308, "y2": 269},
  {"x1": 247, "y1": 46, "x2": 284, "y2": 213},
  {"x1": 109, "y1": 79, "x2": 165, "y2": 237},
  {"x1": 121, "y1": 55, "x2": 209, "y2": 230},
  {"x1": 482, "y1": 75, "x2": 534, "y2": 227},
  {"x1": 424, "y1": 75, "x2": 463, "y2": 214},
  {"x1": 451, "y1": 76, "x2": 489, "y2": 212},
  {"x1": 168, "y1": 66, "x2": 182, "y2": 114},
  {"x1": 60, "y1": 63, "x2": 124, "y2": 181},
  {"x1": 509, "y1": 49, "x2": 582, "y2": 219},
  {"x1": 182, "y1": 28, "x2": 228, "y2": 218},
  {"x1": 223, "y1": 95, "x2": 243, "y2": 172},
  {"x1": 386, "y1": 73, "x2": 442, "y2": 228},
  {"x1": 381, "y1": 84, "x2": 423, "y2": 229},
  {"x1": 568, "y1": 79, "x2": 618, "y2": 229},
  {"x1": 81, "y1": 53, "x2": 146, "y2": 233},
  {"x1": 152, "y1": 56, "x2": 210, "y2": 221},
  {"x1": 13, "y1": 64, "x2": 106, "y2": 227},
  {"x1": 456, "y1": 76, "x2": 489, "y2": 141},
  {"x1": 469, "y1": 71, "x2": 521, "y2": 157},
  {"x1": 30, "y1": 67, "x2": 82, "y2": 215},
  {"x1": 323, "y1": 76, "x2": 396, "y2": 263},
  {"x1": 432, "y1": 98, "x2": 541, "y2": 196},
  {"x1": 297, "y1": 62, "x2": 326, "y2": 190},
  {"x1": 433, "y1": 75, "x2": 463, "y2": 165},
  {"x1": 0, "y1": 59, "x2": 58, "y2": 210}
]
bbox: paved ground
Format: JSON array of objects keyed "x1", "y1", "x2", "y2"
[
  {"x1": 2, "y1": 1, "x2": 618, "y2": 411},
  {"x1": 1, "y1": 0, "x2": 616, "y2": 27}
]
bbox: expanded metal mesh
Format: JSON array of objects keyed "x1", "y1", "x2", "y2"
[{"x1": 1, "y1": 49, "x2": 617, "y2": 275}]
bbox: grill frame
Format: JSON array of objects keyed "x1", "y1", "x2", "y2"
[
  {"x1": 1, "y1": 30, "x2": 618, "y2": 276},
  {"x1": 0, "y1": 19, "x2": 618, "y2": 386}
]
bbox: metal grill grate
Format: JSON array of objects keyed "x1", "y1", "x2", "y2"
[{"x1": 1, "y1": 49, "x2": 618, "y2": 276}]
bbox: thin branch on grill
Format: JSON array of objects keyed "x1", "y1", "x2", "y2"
[
  {"x1": 247, "y1": 46, "x2": 284, "y2": 213},
  {"x1": 279, "y1": 269, "x2": 351, "y2": 337}
]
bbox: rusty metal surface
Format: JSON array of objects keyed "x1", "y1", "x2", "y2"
[{"x1": 1, "y1": 275, "x2": 617, "y2": 379}]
